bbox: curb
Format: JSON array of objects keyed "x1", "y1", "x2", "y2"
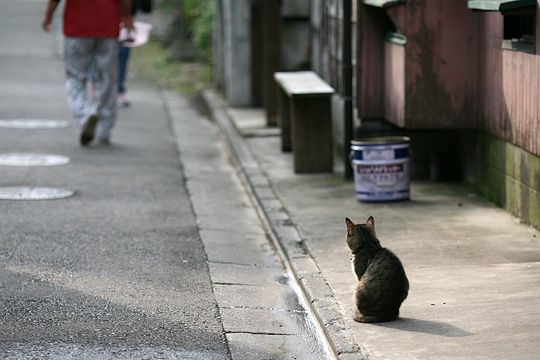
[{"x1": 200, "y1": 90, "x2": 365, "y2": 360}]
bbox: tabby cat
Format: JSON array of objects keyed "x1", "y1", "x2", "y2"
[{"x1": 346, "y1": 216, "x2": 409, "y2": 323}]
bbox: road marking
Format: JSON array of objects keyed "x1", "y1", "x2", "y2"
[
  {"x1": 0, "y1": 186, "x2": 74, "y2": 200},
  {"x1": 0, "y1": 119, "x2": 69, "y2": 129},
  {"x1": 0, "y1": 153, "x2": 69, "y2": 166}
]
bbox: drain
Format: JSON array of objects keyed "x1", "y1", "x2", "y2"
[
  {"x1": 0, "y1": 119, "x2": 69, "y2": 129},
  {"x1": 0, "y1": 153, "x2": 70, "y2": 166},
  {"x1": 0, "y1": 186, "x2": 75, "y2": 200}
]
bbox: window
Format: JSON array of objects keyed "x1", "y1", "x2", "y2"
[{"x1": 502, "y1": 6, "x2": 536, "y2": 54}]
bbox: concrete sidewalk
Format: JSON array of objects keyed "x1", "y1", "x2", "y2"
[{"x1": 202, "y1": 90, "x2": 540, "y2": 360}]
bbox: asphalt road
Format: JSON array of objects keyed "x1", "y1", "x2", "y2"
[{"x1": 0, "y1": 1, "x2": 228, "y2": 358}]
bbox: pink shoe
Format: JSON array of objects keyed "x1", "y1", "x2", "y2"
[{"x1": 117, "y1": 94, "x2": 131, "y2": 108}]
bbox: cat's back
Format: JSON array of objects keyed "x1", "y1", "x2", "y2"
[
  {"x1": 366, "y1": 247, "x2": 408, "y2": 289},
  {"x1": 369, "y1": 247, "x2": 405, "y2": 270}
]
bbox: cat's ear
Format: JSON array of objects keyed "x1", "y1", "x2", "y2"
[
  {"x1": 345, "y1": 218, "x2": 355, "y2": 234},
  {"x1": 366, "y1": 216, "x2": 375, "y2": 227}
]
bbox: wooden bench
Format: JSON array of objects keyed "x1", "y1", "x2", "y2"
[{"x1": 274, "y1": 71, "x2": 335, "y2": 173}]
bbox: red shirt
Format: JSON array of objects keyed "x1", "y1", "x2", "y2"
[{"x1": 63, "y1": 0, "x2": 122, "y2": 38}]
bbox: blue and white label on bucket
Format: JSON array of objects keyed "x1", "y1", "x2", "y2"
[{"x1": 353, "y1": 160, "x2": 410, "y2": 201}]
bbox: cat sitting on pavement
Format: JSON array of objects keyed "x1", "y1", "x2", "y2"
[{"x1": 346, "y1": 216, "x2": 409, "y2": 323}]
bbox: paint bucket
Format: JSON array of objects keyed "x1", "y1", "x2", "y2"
[{"x1": 351, "y1": 137, "x2": 410, "y2": 202}]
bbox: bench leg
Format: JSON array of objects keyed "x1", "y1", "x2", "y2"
[
  {"x1": 276, "y1": 87, "x2": 292, "y2": 152},
  {"x1": 291, "y1": 98, "x2": 333, "y2": 173}
]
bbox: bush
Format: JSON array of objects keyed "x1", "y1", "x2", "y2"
[
  {"x1": 184, "y1": 0, "x2": 214, "y2": 60},
  {"x1": 159, "y1": 0, "x2": 214, "y2": 62}
]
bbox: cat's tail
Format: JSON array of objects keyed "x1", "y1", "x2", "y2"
[{"x1": 353, "y1": 310, "x2": 399, "y2": 323}]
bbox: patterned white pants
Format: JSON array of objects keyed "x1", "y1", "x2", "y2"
[{"x1": 64, "y1": 37, "x2": 118, "y2": 141}]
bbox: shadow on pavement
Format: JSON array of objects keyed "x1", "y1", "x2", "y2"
[{"x1": 374, "y1": 317, "x2": 473, "y2": 337}]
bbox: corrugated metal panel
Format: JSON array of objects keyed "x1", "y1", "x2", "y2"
[
  {"x1": 404, "y1": 0, "x2": 479, "y2": 129},
  {"x1": 357, "y1": 6, "x2": 385, "y2": 118},
  {"x1": 477, "y1": 12, "x2": 540, "y2": 156},
  {"x1": 384, "y1": 42, "x2": 405, "y2": 126}
]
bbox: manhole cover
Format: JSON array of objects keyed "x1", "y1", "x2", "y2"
[
  {"x1": 0, "y1": 119, "x2": 69, "y2": 129},
  {"x1": 0, "y1": 153, "x2": 70, "y2": 166},
  {"x1": 0, "y1": 186, "x2": 75, "y2": 200}
]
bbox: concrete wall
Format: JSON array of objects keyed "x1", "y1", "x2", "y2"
[
  {"x1": 332, "y1": 94, "x2": 345, "y2": 174},
  {"x1": 280, "y1": 22, "x2": 311, "y2": 70},
  {"x1": 280, "y1": 0, "x2": 311, "y2": 71},
  {"x1": 282, "y1": 0, "x2": 310, "y2": 16},
  {"x1": 215, "y1": 0, "x2": 251, "y2": 106},
  {"x1": 213, "y1": 0, "x2": 225, "y2": 92}
]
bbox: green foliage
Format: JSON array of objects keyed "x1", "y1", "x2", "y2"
[
  {"x1": 184, "y1": 0, "x2": 214, "y2": 58},
  {"x1": 131, "y1": 39, "x2": 211, "y2": 95},
  {"x1": 159, "y1": 0, "x2": 214, "y2": 62}
]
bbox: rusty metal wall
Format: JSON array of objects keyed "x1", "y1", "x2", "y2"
[
  {"x1": 357, "y1": 5, "x2": 386, "y2": 118},
  {"x1": 354, "y1": 0, "x2": 539, "y2": 156},
  {"x1": 477, "y1": 10, "x2": 540, "y2": 156},
  {"x1": 405, "y1": 0, "x2": 479, "y2": 130},
  {"x1": 384, "y1": 41, "x2": 405, "y2": 127},
  {"x1": 309, "y1": 0, "x2": 540, "y2": 156}
]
